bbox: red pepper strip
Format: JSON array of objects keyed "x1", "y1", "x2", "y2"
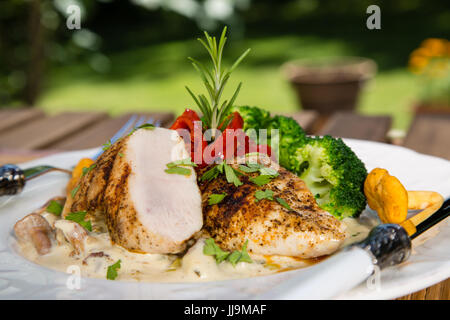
[{"x1": 170, "y1": 109, "x2": 207, "y2": 167}]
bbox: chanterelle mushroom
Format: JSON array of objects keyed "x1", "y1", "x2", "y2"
[{"x1": 14, "y1": 213, "x2": 54, "y2": 255}]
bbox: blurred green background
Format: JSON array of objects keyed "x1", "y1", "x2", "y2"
[{"x1": 1, "y1": 0, "x2": 449, "y2": 130}]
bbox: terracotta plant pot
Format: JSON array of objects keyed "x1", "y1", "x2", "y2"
[{"x1": 283, "y1": 57, "x2": 377, "y2": 114}]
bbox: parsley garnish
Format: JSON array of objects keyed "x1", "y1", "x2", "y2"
[
  {"x1": 118, "y1": 152, "x2": 124, "y2": 157},
  {"x1": 276, "y1": 197, "x2": 292, "y2": 211},
  {"x1": 70, "y1": 185, "x2": 80, "y2": 198},
  {"x1": 227, "y1": 240, "x2": 252, "y2": 266},
  {"x1": 249, "y1": 175, "x2": 275, "y2": 186},
  {"x1": 106, "y1": 259, "x2": 121, "y2": 280},
  {"x1": 81, "y1": 163, "x2": 96, "y2": 177},
  {"x1": 128, "y1": 123, "x2": 155, "y2": 136},
  {"x1": 200, "y1": 162, "x2": 242, "y2": 187},
  {"x1": 203, "y1": 238, "x2": 230, "y2": 263},
  {"x1": 65, "y1": 211, "x2": 92, "y2": 231},
  {"x1": 46, "y1": 200, "x2": 63, "y2": 216},
  {"x1": 208, "y1": 193, "x2": 227, "y2": 205},
  {"x1": 164, "y1": 166, "x2": 192, "y2": 176},
  {"x1": 255, "y1": 189, "x2": 274, "y2": 202},
  {"x1": 203, "y1": 238, "x2": 253, "y2": 266},
  {"x1": 166, "y1": 159, "x2": 197, "y2": 168},
  {"x1": 224, "y1": 163, "x2": 243, "y2": 187},
  {"x1": 102, "y1": 140, "x2": 112, "y2": 151},
  {"x1": 164, "y1": 158, "x2": 196, "y2": 176}
]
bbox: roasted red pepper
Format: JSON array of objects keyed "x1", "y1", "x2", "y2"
[
  {"x1": 171, "y1": 109, "x2": 273, "y2": 166},
  {"x1": 170, "y1": 109, "x2": 207, "y2": 167}
]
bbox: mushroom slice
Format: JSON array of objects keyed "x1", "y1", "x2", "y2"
[
  {"x1": 54, "y1": 220, "x2": 88, "y2": 255},
  {"x1": 14, "y1": 213, "x2": 54, "y2": 255}
]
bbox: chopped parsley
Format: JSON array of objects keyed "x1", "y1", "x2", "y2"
[
  {"x1": 128, "y1": 123, "x2": 155, "y2": 136},
  {"x1": 164, "y1": 166, "x2": 192, "y2": 176},
  {"x1": 276, "y1": 197, "x2": 292, "y2": 211},
  {"x1": 201, "y1": 162, "x2": 242, "y2": 187},
  {"x1": 203, "y1": 238, "x2": 253, "y2": 266},
  {"x1": 81, "y1": 164, "x2": 96, "y2": 177},
  {"x1": 164, "y1": 158, "x2": 196, "y2": 176},
  {"x1": 227, "y1": 240, "x2": 253, "y2": 266},
  {"x1": 208, "y1": 193, "x2": 227, "y2": 205},
  {"x1": 65, "y1": 211, "x2": 92, "y2": 232},
  {"x1": 255, "y1": 189, "x2": 274, "y2": 202},
  {"x1": 102, "y1": 140, "x2": 112, "y2": 151},
  {"x1": 70, "y1": 185, "x2": 80, "y2": 198},
  {"x1": 118, "y1": 152, "x2": 124, "y2": 157},
  {"x1": 249, "y1": 175, "x2": 275, "y2": 186},
  {"x1": 203, "y1": 238, "x2": 230, "y2": 263},
  {"x1": 166, "y1": 159, "x2": 197, "y2": 168},
  {"x1": 106, "y1": 259, "x2": 121, "y2": 280},
  {"x1": 224, "y1": 163, "x2": 243, "y2": 187},
  {"x1": 46, "y1": 200, "x2": 63, "y2": 216}
]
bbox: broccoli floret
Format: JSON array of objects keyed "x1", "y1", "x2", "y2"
[
  {"x1": 266, "y1": 115, "x2": 307, "y2": 169},
  {"x1": 230, "y1": 105, "x2": 272, "y2": 132},
  {"x1": 292, "y1": 135, "x2": 367, "y2": 219}
]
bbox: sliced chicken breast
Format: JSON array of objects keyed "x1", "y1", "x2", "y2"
[
  {"x1": 69, "y1": 127, "x2": 203, "y2": 254},
  {"x1": 197, "y1": 155, "x2": 347, "y2": 258}
]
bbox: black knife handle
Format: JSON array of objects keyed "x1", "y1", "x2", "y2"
[
  {"x1": 0, "y1": 164, "x2": 25, "y2": 196},
  {"x1": 354, "y1": 224, "x2": 411, "y2": 269}
]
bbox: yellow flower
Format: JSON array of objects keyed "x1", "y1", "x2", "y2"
[{"x1": 421, "y1": 38, "x2": 448, "y2": 57}]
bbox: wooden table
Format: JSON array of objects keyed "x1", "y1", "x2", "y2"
[{"x1": 0, "y1": 108, "x2": 448, "y2": 300}]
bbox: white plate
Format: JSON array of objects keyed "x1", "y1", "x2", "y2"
[{"x1": 0, "y1": 139, "x2": 449, "y2": 300}]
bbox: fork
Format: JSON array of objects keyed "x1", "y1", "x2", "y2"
[{"x1": 0, "y1": 114, "x2": 159, "y2": 196}]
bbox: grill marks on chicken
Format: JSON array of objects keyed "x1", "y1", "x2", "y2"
[
  {"x1": 198, "y1": 158, "x2": 347, "y2": 258},
  {"x1": 68, "y1": 128, "x2": 203, "y2": 254}
]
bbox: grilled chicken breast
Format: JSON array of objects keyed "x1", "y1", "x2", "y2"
[
  {"x1": 198, "y1": 155, "x2": 347, "y2": 258},
  {"x1": 67, "y1": 127, "x2": 203, "y2": 254}
]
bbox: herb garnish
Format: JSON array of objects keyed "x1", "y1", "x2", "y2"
[
  {"x1": 164, "y1": 158, "x2": 196, "y2": 176},
  {"x1": 201, "y1": 162, "x2": 242, "y2": 187},
  {"x1": 128, "y1": 123, "x2": 155, "y2": 136},
  {"x1": 164, "y1": 166, "x2": 192, "y2": 176},
  {"x1": 70, "y1": 185, "x2": 80, "y2": 198},
  {"x1": 46, "y1": 200, "x2": 63, "y2": 216},
  {"x1": 255, "y1": 189, "x2": 274, "y2": 202},
  {"x1": 106, "y1": 259, "x2": 121, "y2": 280},
  {"x1": 203, "y1": 238, "x2": 252, "y2": 266},
  {"x1": 102, "y1": 140, "x2": 112, "y2": 151},
  {"x1": 276, "y1": 197, "x2": 292, "y2": 211},
  {"x1": 249, "y1": 175, "x2": 274, "y2": 186},
  {"x1": 203, "y1": 238, "x2": 230, "y2": 263},
  {"x1": 81, "y1": 163, "x2": 96, "y2": 177},
  {"x1": 186, "y1": 26, "x2": 250, "y2": 139},
  {"x1": 65, "y1": 211, "x2": 92, "y2": 231},
  {"x1": 208, "y1": 193, "x2": 227, "y2": 205}
]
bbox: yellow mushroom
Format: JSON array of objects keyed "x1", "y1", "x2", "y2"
[
  {"x1": 364, "y1": 168, "x2": 408, "y2": 224},
  {"x1": 364, "y1": 168, "x2": 444, "y2": 236}
]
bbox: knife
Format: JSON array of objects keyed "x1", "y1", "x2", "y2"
[{"x1": 257, "y1": 198, "x2": 450, "y2": 300}]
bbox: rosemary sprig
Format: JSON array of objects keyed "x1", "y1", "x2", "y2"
[{"x1": 186, "y1": 26, "x2": 250, "y2": 139}]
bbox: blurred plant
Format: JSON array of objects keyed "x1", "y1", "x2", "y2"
[{"x1": 408, "y1": 38, "x2": 450, "y2": 106}]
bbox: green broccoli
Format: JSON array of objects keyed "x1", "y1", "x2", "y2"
[
  {"x1": 231, "y1": 106, "x2": 367, "y2": 218},
  {"x1": 290, "y1": 135, "x2": 367, "y2": 219}
]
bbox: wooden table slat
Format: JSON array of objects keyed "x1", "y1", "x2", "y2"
[
  {"x1": 50, "y1": 112, "x2": 174, "y2": 150},
  {"x1": 318, "y1": 112, "x2": 392, "y2": 142},
  {"x1": 0, "y1": 112, "x2": 108, "y2": 150},
  {"x1": 403, "y1": 113, "x2": 450, "y2": 160},
  {"x1": 0, "y1": 108, "x2": 45, "y2": 133}
]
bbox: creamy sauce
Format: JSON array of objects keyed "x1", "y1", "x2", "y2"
[{"x1": 16, "y1": 209, "x2": 377, "y2": 282}]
